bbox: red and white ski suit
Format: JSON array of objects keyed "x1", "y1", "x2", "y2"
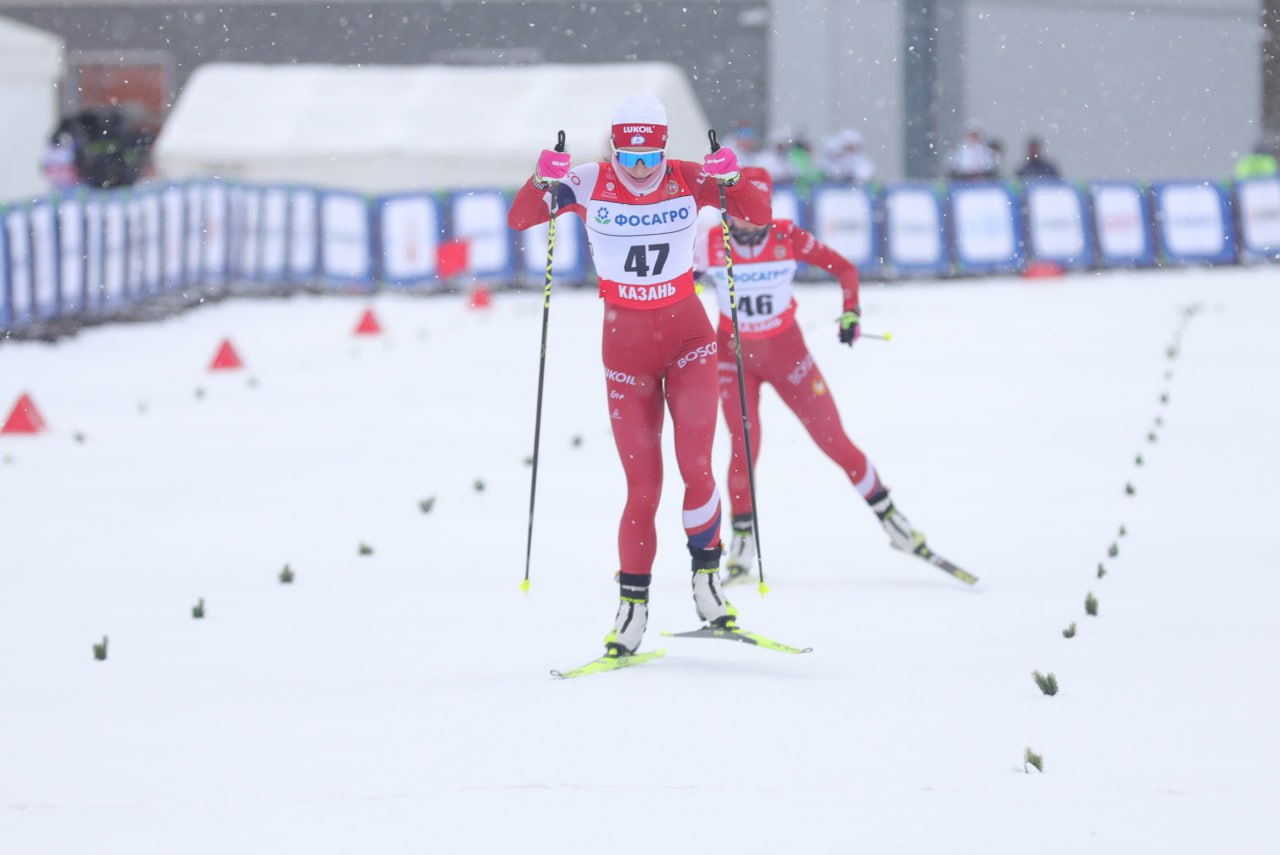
[
  {"x1": 509, "y1": 161, "x2": 770, "y2": 574},
  {"x1": 705, "y1": 220, "x2": 883, "y2": 517}
]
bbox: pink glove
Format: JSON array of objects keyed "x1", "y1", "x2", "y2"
[
  {"x1": 535, "y1": 149, "x2": 571, "y2": 183},
  {"x1": 703, "y1": 147, "x2": 741, "y2": 183}
]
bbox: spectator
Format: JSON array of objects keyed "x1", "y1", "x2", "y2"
[
  {"x1": 753, "y1": 130, "x2": 796, "y2": 182},
  {"x1": 55, "y1": 108, "x2": 153, "y2": 190},
  {"x1": 726, "y1": 124, "x2": 764, "y2": 168},
  {"x1": 818, "y1": 129, "x2": 876, "y2": 185},
  {"x1": 41, "y1": 129, "x2": 81, "y2": 191},
  {"x1": 1234, "y1": 142, "x2": 1277, "y2": 180},
  {"x1": 987, "y1": 138, "x2": 1005, "y2": 178},
  {"x1": 1015, "y1": 136, "x2": 1062, "y2": 180},
  {"x1": 946, "y1": 122, "x2": 998, "y2": 181}
]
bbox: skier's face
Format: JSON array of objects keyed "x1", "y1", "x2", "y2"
[
  {"x1": 728, "y1": 216, "x2": 769, "y2": 246},
  {"x1": 615, "y1": 147, "x2": 664, "y2": 181}
]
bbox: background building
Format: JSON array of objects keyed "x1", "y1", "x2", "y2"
[{"x1": 0, "y1": 0, "x2": 1274, "y2": 188}]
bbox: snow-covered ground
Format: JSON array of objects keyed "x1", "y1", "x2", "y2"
[{"x1": 2, "y1": 267, "x2": 1277, "y2": 854}]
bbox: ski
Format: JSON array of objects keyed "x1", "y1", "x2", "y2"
[
  {"x1": 660, "y1": 625, "x2": 812, "y2": 654},
  {"x1": 907, "y1": 543, "x2": 979, "y2": 585},
  {"x1": 721, "y1": 567, "x2": 755, "y2": 589},
  {"x1": 550, "y1": 649, "x2": 666, "y2": 679}
]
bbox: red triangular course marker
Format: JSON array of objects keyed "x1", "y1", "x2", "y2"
[
  {"x1": 354, "y1": 308, "x2": 382, "y2": 336},
  {"x1": 1, "y1": 393, "x2": 47, "y2": 434},
  {"x1": 468, "y1": 284, "x2": 492, "y2": 310},
  {"x1": 209, "y1": 339, "x2": 243, "y2": 371}
]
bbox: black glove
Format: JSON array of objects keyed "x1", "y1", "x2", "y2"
[{"x1": 838, "y1": 308, "x2": 862, "y2": 347}]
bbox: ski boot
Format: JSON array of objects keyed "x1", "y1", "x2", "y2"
[
  {"x1": 603, "y1": 572, "x2": 650, "y2": 656},
  {"x1": 691, "y1": 545, "x2": 738, "y2": 628},
  {"x1": 870, "y1": 489, "x2": 927, "y2": 554},
  {"x1": 722, "y1": 514, "x2": 756, "y2": 587}
]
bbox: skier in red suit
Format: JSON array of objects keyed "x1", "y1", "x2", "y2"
[
  {"x1": 507, "y1": 94, "x2": 770, "y2": 656},
  {"x1": 703, "y1": 167, "x2": 928, "y2": 584}
]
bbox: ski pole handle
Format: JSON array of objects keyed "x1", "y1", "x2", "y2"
[
  {"x1": 708, "y1": 129, "x2": 720, "y2": 153},
  {"x1": 554, "y1": 129, "x2": 565, "y2": 153}
]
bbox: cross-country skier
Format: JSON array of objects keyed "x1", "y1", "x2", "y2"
[
  {"x1": 701, "y1": 167, "x2": 928, "y2": 584},
  {"x1": 507, "y1": 94, "x2": 771, "y2": 656}
]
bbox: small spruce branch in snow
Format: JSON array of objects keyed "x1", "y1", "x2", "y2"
[
  {"x1": 195, "y1": 387, "x2": 205, "y2": 399},
  {"x1": 473, "y1": 479, "x2": 486, "y2": 492},
  {"x1": 1085, "y1": 592, "x2": 1098, "y2": 616},
  {"x1": 279, "y1": 564, "x2": 295, "y2": 584},
  {"x1": 1160, "y1": 391, "x2": 1169, "y2": 405},
  {"x1": 93, "y1": 636, "x2": 109, "y2": 661},
  {"x1": 73, "y1": 432, "x2": 86, "y2": 444},
  {"x1": 1118, "y1": 524, "x2": 1126, "y2": 537},
  {"x1": 571, "y1": 434, "x2": 583, "y2": 448},
  {"x1": 1108, "y1": 542, "x2": 1119, "y2": 558},
  {"x1": 1097, "y1": 563, "x2": 1107, "y2": 579},
  {"x1": 192, "y1": 598, "x2": 205, "y2": 619},
  {"x1": 1032, "y1": 670, "x2": 1059, "y2": 696},
  {"x1": 1125, "y1": 482, "x2": 1137, "y2": 495},
  {"x1": 1062, "y1": 622, "x2": 1077, "y2": 639},
  {"x1": 1135, "y1": 454, "x2": 1144, "y2": 466},
  {"x1": 1155, "y1": 416, "x2": 1164, "y2": 427},
  {"x1": 419, "y1": 497, "x2": 436, "y2": 513},
  {"x1": 1147, "y1": 431, "x2": 1158, "y2": 444},
  {"x1": 359, "y1": 542, "x2": 374, "y2": 556},
  {"x1": 1024, "y1": 748, "x2": 1044, "y2": 773}
]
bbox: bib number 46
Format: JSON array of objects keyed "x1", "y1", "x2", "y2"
[
  {"x1": 624, "y1": 243, "x2": 670, "y2": 278},
  {"x1": 739, "y1": 294, "x2": 774, "y2": 316}
]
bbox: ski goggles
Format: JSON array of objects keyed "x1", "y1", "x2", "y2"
[{"x1": 615, "y1": 149, "x2": 664, "y2": 169}]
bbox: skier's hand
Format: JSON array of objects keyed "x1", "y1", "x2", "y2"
[
  {"x1": 703, "y1": 147, "x2": 741, "y2": 184},
  {"x1": 535, "y1": 148, "x2": 571, "y2": 185},
  {"x1": 838, "y1": 309, "x2": 861, "y2": 347}
]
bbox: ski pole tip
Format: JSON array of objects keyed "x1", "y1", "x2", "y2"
[
  {"x1": 757, "y1": 581, "x2": 770, "y2": 597},
  {"x1": 520, "y1": 578, "x2": 532, "y2": 594}
]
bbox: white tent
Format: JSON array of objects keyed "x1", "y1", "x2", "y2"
[
  {"x1": 153, "y1": 62, "x2": 712, "y2": 193},
  {"x1": 0, "y1": 16, "x2": 64, "y2": 204}
]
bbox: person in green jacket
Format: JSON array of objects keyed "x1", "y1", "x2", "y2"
[{"x1": 1235, "y1": 143, "x2": 1278, "y2": 180}]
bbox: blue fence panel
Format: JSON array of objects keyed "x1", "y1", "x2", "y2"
[
  {"x1": 1023, "y1": 180, "x2": 1095, "y2": 269},
  {"x1": 30, "y1": 199, "x2": 60, "y2": 320},
  {"x1": 883, "y1": 182, "x2": 949, "y2": 275},
  {"x1": 0, "y1": 204, "x2": 10, "y2": 330},
  {"x1": 320, "y1": 191, "x2": 376, "y2": 289},
  {"x1": 519, "y1": 213, "x2": 586, "y2": 284},
  {"x1": 288, "y1": 188, "x2": 320, "y2": 285},
  {"x1": 949, "y1": 181, "x2": 1025, "y2": 274},
  {"x1": 378, "y1": 192, "x2": 443, "y2": 288},
  {"x1": 1089, "y1": 181, "x2": 1156, "y2": 268},
  {"x1": 810, "y1": 182, "x2": 881, "y2": 273},
  {"x1": 5, "y1": 205, "x2": 34, "y2": 329},
  {"x1": 1235, "y1": 177, "x2": 1280, "y2": 259},
  {"x1": 1152, "y1": 180, "x2": 1237, "y2": 266},
  {"x1": 259, "y1": 186, "x2": 291, "y2": 284},
  {"x1": 450, "y1": 189, "x2": 515, "y2": 282}
]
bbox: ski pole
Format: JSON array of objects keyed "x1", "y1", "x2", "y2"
[
  {"x1": 522, "y1": 129, "x2": 565, "y2": 594},
  {"x1": 710, "y1": 129, "x2": 769, "y2": 596}
]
